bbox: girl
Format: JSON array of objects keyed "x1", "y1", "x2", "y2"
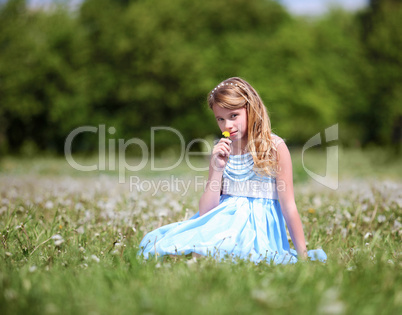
[{"x1": 138, "y1": 77, "x2": 327, "y2": 264}]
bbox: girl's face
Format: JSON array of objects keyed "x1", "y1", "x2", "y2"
[{"x1": 212, "y1": 105, "x2": 248, "y2": 143}]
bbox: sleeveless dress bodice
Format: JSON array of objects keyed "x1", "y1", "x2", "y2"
[{"x1": 222, "y1": 153, "x2": 278, "y2": 200}]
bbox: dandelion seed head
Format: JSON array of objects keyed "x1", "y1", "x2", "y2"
[
  {"x1": 54, "y1": 240, "x2": 64, "y2": 246},
  {"x1": 29, "y1": 265, "x2": 37, "y2": 273},
  {"x1": 76, "y1": 226, "x2": 85, "y2": 234},
  {"x1": 377, "y1": 215, "x2": 386, "y2": 223},
  {"x1": 45, "y1": 201, "x2": 54, "y2": 209},
  {"x1": 364, "y1": 232, "x2": 372, "y2": 239}
]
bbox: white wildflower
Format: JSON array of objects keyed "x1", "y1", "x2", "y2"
[
  {"x1": 54, "y1": 239, "x2": 64, "y2": 246},
  {"x1": 377, "y1": 215, "x2": 386, "y2": 223},
  {"x1": 76, "y1": 226, "x2": 85, "y2": 234},
  {"x1": 45, "y1": 201, "x2": 54, "y2": 209},
  {"x1": 29, "y1": 266, "x2": 37, "y2": 273},
  {"x1": 75, "y1": 203, "x2": 84, "y2": 211},
  {"x1": 25, "y1": 200, "x2": 33, "y2": 208},
  {"x1": 348, "y1": 222, "x2": 356, "y2": 229},
  {"x1": 341, "y1": 228, "x2": 347, "y2": 239},
  {"x1": 91, "y1": 255, "x2": 100, "y2": 263},
  {"x1": 343, "y1": 210, "x2": 352, "y2": 221},
  {"x1": 51, "y1": 234, "x2": 64, "y2": 246},
  {"x1": 169, "y1": 199, "x2": 181, "y2": 212},
  {"x1": 158, "y1": 208, "x2": 169, "y2": 217},
  {"x1": 364, "y1": 232, "x2": 372, "y2": 240},
  {"x1": 138, "y1": 200, "x2": 147, "y2": 209}
]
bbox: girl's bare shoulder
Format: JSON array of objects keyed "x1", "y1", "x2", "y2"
[{"x1": 271, "y1": 133, "x2": 285, "y2": 147}]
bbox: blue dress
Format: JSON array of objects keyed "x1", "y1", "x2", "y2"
[{"x1": 138, "y1": 152, "x2": 327, "y2": 264}]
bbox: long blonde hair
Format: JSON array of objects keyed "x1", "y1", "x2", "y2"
[{"x1": 208, "y1": 77, "x2": 278, "y2": 176}]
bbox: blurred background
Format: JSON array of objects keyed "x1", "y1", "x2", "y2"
[{"x1": 0, "y1": 0, "x2": 401, "y2": 157}]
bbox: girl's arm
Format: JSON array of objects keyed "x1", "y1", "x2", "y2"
[
  {"x1": 199, "y1": 138, "x2": 231, "y2": 216},
  {"x1": 276, "y1": 142, "x2": 308, "y2": 260},
  {"x1": 198, "y1": 166, "x2": 224, "y2": 216}
]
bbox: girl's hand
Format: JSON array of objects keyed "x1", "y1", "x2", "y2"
[{"x1": 210, "y1": 138, "x2": 232, "y2": 171}]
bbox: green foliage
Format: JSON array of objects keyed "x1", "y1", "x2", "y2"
[
  {"x1": 358, "y1": 0, "x2": 402, "y2": 147},
  {"x1": 0, "y1": 0, "x2": 90, "y2": 153},
  {"x1": 0, "y1": 0, "x2": 401, "y2": 154}
]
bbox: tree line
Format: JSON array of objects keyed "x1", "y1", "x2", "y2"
[{"x1": 0, "y1": 0, "x2": 401, "y2": 155}]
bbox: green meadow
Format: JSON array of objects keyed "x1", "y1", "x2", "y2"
[{"x1": 0, "y1": 148, "x2": 401, "y2": 314}]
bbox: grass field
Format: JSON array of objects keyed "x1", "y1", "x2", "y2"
[{"x1": 0, "y1": 148, "x2": 401, "y2": 314}]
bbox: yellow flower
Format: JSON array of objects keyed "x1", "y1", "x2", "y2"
[
  {"x1": 308, "y1": 208, "x2": 315, "y2": 214},
  {"x1": 222, "y1": 131, "x2": 230, "y2": 138}
]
